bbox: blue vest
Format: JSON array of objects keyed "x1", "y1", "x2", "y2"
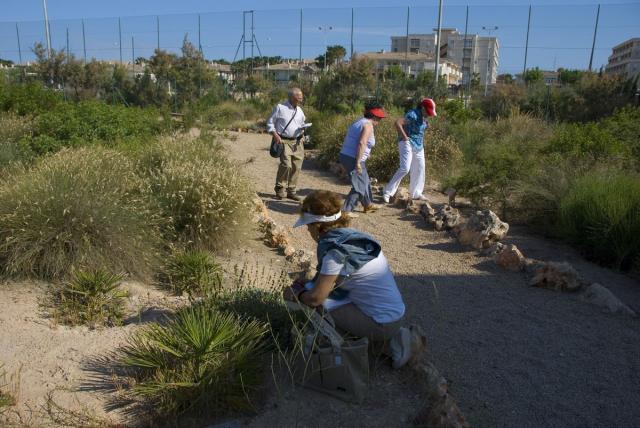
[{"x1": 316, "y1": 228, "x2": 381, "y2": 300}]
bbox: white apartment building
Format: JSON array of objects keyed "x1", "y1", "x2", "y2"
[
  {"x1": 391, "y1": 28, "x2": 499, "y2": 86},
  {"x1": 359, "y1": 51, "x2": 462, "y2": 85},
  {"x1": 605, "y1": 38, "x2": 640, "y2": 80}
]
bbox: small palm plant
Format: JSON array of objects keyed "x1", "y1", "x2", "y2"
[
  {"x1": 119, "y1": 305, "x2": 268, "y2": 420},
  {"x1": 164, "y1": 250, "x2": 223, "y2": 300},
  {"x1": 49, "y1": 269, "x2": 128, "y2": 327}
]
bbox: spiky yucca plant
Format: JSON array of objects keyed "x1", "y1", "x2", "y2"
[
  {"x1": 119, "y1": 305, "x2": 268, "y2": 420},
  {"x1": 49, "y1": 269, "x2": 128, "y2": 327}
]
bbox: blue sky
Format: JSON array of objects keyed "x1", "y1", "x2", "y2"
[{"x1": 2, "y1": 0, "x2": 639, "y2": 74}]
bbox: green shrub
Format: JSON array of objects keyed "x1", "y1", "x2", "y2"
[
  {"x1": 559, "y1": 173, "x2": 640, "y2": 270},
  {"x1": 164, "y1": 250, "x2": 223, "y2": 300},
  {"x1": 47, "y1": 270, "x2": 128, "y2": 327},
  {"x1": 0, "y1": 114, "x2": 35, "y2": 168},
  {"x1": 0, "y1": 147, "x2": 162, "y2": 280},
  {"x1": 449, "y1": 114, "x2": 552, "y2": 218},
  {"x1": 194, "y1": 100, "x2": 264, "y2": 130},
  {"x1": 119, "y1": 305, "x2": 268, "y2": 420},
  {"x1": 540, "y1": 107, "x2": 640, "y2": 173},
  {"x1": 0, "y1": 81, "x2": 62, "y2": 116},
  {"x1": 29, "y1": 101, "x2": 167, "y2": 155},
  {"x1": 137, "y1": 135, "x2": 252, "y2": 250}
]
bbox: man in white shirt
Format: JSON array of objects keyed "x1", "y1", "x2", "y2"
[{"x1": 266, "y1": 87, "x2": 306, "y2": 201}]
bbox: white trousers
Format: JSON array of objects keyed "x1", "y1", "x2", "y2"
[{"x1": 383, "y1": 140, "x2": 425, "y2": 199}]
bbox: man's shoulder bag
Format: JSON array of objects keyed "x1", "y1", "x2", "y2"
[
  {"x1": 286, "y1": 301, "x2": 370, "y2": 403},
  {"x1": 269, "y1": 107, "x2": 297, "y2": 158}
]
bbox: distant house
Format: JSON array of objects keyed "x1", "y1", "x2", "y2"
[
  {"x1": 358, "y1": 51, "x2": 462, "y2": 85},
  {"x1": 542, "y1": 70, "x2": 560, "y2": 86},
  {"x1": 254, "y1": 60, "x2": 319, "y2": 85},
  {"x1": 208, "y1": 62, "x2": 233, "y2": 83},
  {"x1": 605, "y1": 38, "x2": 640, "y2": 80}
]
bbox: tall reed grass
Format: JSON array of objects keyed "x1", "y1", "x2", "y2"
[{"x1": 559, "y1": 173, "x2": 640, "y2": 270}]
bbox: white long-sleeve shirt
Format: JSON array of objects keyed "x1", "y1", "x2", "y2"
[{"x1": 266, "y1": 101, "x2": 306, "y2": 139}]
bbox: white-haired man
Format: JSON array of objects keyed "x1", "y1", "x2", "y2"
[{"x1": 267, "y1": 87, "x2": 306, "y2": 202}]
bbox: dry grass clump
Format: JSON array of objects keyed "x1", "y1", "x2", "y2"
[
  {"x1": 118, "y1": 305, "x2": 268, "y2": 422},
  {"x1": 46, "y1": 270, "x2": 128, "y2": 328},
  {"x1": 137, "y1": 135, "x2": 253, "y2": 251},
  {"x1": 163, "y1": 250, "x2": 223, "y2": 300},
  {"x1": 0, "y1": 147, "x2": 162, "y2": 280}
]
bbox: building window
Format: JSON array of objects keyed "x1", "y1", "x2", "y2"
[{"x1": 410, "y1": 39, "x2": 420, "y2": 48}]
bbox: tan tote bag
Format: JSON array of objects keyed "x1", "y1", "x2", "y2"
[{"x1": 286, "y1": 301, "x2": 370, "y2": 403}]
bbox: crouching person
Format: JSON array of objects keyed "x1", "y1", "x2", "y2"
[{"x1": 283, "y1": 190, "x2": 415, "y2": 369}]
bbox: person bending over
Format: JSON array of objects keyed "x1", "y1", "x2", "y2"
[{"x1": 283, "y1": 190, "x2": 414, "y2": 369}]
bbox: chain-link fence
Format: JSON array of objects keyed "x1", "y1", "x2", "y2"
[{"x1": 1, "y1": 4, "x2": 639, "y2": 75}]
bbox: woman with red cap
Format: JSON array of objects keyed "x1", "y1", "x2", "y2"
[
  {"x1": 339, "y1": 102, "x2": 386, "y2": 215},
  {"x1": 382, "y1": 98, "x2": 437, "y2": 203}
]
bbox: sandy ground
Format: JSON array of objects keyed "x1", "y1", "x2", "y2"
[{"x1": 0, "y1": 130, "x2": 638, "y2": 427}]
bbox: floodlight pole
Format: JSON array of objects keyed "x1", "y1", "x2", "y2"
[
  {"x1": 42, "y1": 0, "x2": 52, "y2": 58},
  {"x1": 434, "y1": 0, "x2": 443, "y2": 83}
]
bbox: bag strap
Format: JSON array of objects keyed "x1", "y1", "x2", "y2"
[
  {"x1": 278, "y1": 106, "x2": 297, "y2": 136},
  {"x1": 285, "y1": 300, "x2": 344, "y2": 348}
]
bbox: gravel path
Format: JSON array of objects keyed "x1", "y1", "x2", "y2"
[{"x1": 224, "y1": 131, "x2": 640, "y2": 428}]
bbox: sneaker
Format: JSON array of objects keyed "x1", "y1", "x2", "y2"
[
  {"x1": 390, "y1": 327, "x2": 412, "y2": 369},
  {"x1": 413, "y1": 194, "x2": 429, "y2": 201},
  {"x1": 274, "y1": 190, "x2": 286, "y2": 200},
  {"x1": 344, "y1": 211, "x2": 359, "y2": 219},
  {"x1": 363, "y1": 203, "x2": 381, "y2": 213},
  {"x1": 382, "y1": 194, "x2": 390, "y2": 204},
  {"x1": 286, "y1": 192, "x2": 303, "y2": 202}
]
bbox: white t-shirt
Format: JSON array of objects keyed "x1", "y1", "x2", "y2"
[{"x1": 318, "y1": 250, "x2": 405, "y2": 324}]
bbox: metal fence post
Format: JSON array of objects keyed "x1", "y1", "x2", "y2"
[
  {"x1": 350, "y1": 8, "x2": 354, "y2": 60},
  {"x1": 82, "y1": 20, "x2": 87, "y2": 63},
  {"x1": 198, "y1": 14, "x2": 202, "y2": 53},
  {"x1": 119, "y1": 18, "x2": 123, "y2": 63},
  {"x1": 523, "y1": 5, "x2": 531, "y2": 80},
  {"x1": 404, "y1": 6, "x2": 409, "y2": 63},
  {"x1": 16, "y1": 23, "x2": 23, "y2": 65},
  {"x1": 588, "y1": 4, "x2": 600, "y2": 72},
  {"x1": 299, "y1": 9, "x2": 303, "y2": 63},
  {"x1": 463, "y1": 5, "x2": 469, "y2": 94}
]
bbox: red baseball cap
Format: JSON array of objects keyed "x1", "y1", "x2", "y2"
[
  {"x1": 366, "y1": 107, "x2": 386, "y2": 119},
  {"x1": 421, "y1": 98, "x2": 437, "y2": 117}
]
